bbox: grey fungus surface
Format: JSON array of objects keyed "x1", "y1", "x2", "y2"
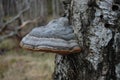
[{"x1": 20, "y1": 17, "x2": 81, "y2": 54}]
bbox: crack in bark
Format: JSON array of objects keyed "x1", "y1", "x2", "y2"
[{"x1": 96, "y1": 32, "x2": 117, "y2": 80}]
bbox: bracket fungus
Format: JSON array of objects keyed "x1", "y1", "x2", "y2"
[{"x1": 20, "y1": 17, "x2": 81, "y2": 54}]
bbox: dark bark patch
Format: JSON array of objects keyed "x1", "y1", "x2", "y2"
[
  {"x1": 114, "y1": 0, "x2": 120, "y2": 5},
  {"x1": 100, "y1": 15, "x2": 103, "y2": 19},
  {"x1": 88, "y1": 0, "x2": 99, "y2": 8},
  {"x1": 112, "y1": 4, "x2": 119, "y2": 11},
  {"x1": 104, "y1": 23, "x2": 110, "y2": 28},
  {"x1": 102, "y1": 32, "x2": 117, "y2": 80}
]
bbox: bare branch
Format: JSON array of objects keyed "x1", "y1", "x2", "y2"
[
  {"x1": 0, "y1": 0, "x2": 30, "y2": 33},
  {"x1": 0, "y1": 32, "x2": 17, "y2": 42},
  {"x1": 0, "y1": 17, "x2": 41, "y2": 42},
  {"x1": 19, "y1": 17, "x2": 41, "y2": 29},
  {"x1": 0, "y1": 0, "x2": 43, "y2": 42}
]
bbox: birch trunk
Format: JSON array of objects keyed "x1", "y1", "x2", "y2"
[{"x1": 54, "y1": 0, "x2": 120, "y2": 80}]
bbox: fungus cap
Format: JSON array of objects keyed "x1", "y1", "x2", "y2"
[{"x1": 20, "y1": 17, "x2": 81, "y2": 54}]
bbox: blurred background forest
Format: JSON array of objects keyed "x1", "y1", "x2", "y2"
[{"x1": 0, "y1": 0, "x2": 63, "y2": 80}]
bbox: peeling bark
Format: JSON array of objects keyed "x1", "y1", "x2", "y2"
[{"x1": 54, "y1": 0, "x2": 120, "y2": 80}]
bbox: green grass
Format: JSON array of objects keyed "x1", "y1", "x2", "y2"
[{"x1": 0, "y1": 39, "x2": 55, "y2": 80}]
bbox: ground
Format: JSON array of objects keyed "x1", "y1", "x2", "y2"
[{"x1": 0, "y1": 39, "x2": 55, "y2": 80}]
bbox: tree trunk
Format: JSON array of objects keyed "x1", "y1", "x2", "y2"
[
  {"x1": 0, "y1": 0, "x2": 4, "y2": 23},
  {"x1": 54, "y1": 0, "x2": 120, "y2": 80},
  {"x1": 52, "y1": 0, "x2": 60, "y2": 18}
]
